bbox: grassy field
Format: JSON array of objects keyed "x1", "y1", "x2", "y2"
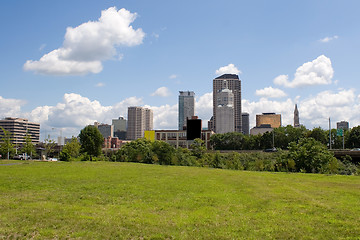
[{"x1": 0, "y1": 160, "x2": 359, "y2": 239}]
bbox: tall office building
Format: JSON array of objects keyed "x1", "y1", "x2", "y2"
[
  {"x1": 97, "y1": 124, "x2": 113, "y2": 138},
  {"x1": 178, "y1": 91, "x2": 195, "y2": 130},
  {"x1": 241, "y1": 112, "x2": 250, "y2": 135},
  {"x1": 215, "y1": 81, "x2": 234, "y2": 134},
  {"x1": 0, "y1": 117, "x2": 40, "y2": 145},
  {"x1": 112, "y1": 117, "x2": 127, "y2": 140},
  {"x1": 127, "y1": 107, "x2": 153, "y2": 140},
  {"x1": 294, "y1": 104, "x2": 300, "y2": 128},
  {"x1": 337, "y1": 121, "x2": 349, "y2": 131},
  {"x1": 213, "y1": 74, "x2": 241, "y2": 133}
]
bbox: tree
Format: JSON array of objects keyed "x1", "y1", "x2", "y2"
[
  {"x1": 0, "y1": 127, "x2": 15, "y2": 159},
  {"x1": 21, "y1": 134, "x2": 36, "y2": 159},
  {"x1": 346, "y1": 126, "x2": 360, "y2": 148},
  {"x1": 63, "y1": 137, "x2": 80, "y2": 158},
  {"x1": 151, "y1": 140, "x2": 175, "y2": 165},
  {"x1": 288, "y1": 137, "x2": 338, "y2": 173},
  {"x1": 79, "y1": 125, "x2": 104, "y2": 159},
  {"x1": 116, "y1": 138, "x2": 154, "y2": 163},
  {"x1": 260, "y1": 131, "x2": 273, "y2": 149},
  {"x1": 44, "y1": 138, "x2": 57, "y2": 159},
  {"x1": 190, "y1": 138, "x2": 207, "y2": 159},
  {"x1": 59, "y1": 137, "x2": 80, "y2": 161},
  {"x1": 307, "y1": 127, "x2": 327, "y2": 145}
]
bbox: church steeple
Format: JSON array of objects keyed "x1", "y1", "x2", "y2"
[{"x1": 294, "y1": 104, "x2": 300, "y2": 127}]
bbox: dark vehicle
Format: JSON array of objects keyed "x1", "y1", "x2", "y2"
[{"x1": 264, "y1": 147, "x2": 278, "y2": 152}]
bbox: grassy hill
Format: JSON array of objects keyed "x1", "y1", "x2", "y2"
[{"x1": 0, "y1": 160, "x2": 359, "y2": 239}]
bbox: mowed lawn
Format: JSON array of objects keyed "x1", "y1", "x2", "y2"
[{"x1": 0, "y1": 161, "x2": 359, "y2": 239}]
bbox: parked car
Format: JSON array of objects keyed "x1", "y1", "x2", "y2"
[
  {"x1": 13, "y1": 154, "x2": 31, "y2": 160},
  {"x1": 264, "y1": 147, "x2": 278, "y2": 152}
]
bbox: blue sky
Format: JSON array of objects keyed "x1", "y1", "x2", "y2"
[{"x1": 1, "y1": 0, "x2": 360, "y2": 140}]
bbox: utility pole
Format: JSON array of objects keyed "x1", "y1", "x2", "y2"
[
  {"x1": 272, "y1": 130, "x2": 275, "y2": 148},
  {"x1": 329, "y1": 117, "x2": 332, "y2": 150}
]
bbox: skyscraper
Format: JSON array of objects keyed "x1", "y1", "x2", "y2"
[
  {"x1": 215, "y1": 81, "x2": 234, "y2": 134},
  {"x1": 178, "y1": 91, "x2": 195, "y2": 130},
  {"x1": 127, "y1": 107, "x2": 153, "y2": 140},
  {"x1": 241, "y1": 112, "x2": 250, "y2": 135},
  {"x1": 294, "y1": 104, "x2": 300, "y2": 128},
  {"x1": 212, "y1": 74, "x2": 241, "y2": 133}
]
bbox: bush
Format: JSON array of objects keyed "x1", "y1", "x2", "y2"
[{"x1": 59, "y1": 149, "x2": 71, "y2": 161}]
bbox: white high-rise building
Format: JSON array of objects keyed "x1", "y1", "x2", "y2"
[
  {"x1": 215, "y1": 81, "x2": 235, "y2": 134},
  {"x1": 178, "y1": 91, "x2": 195, "y2": 130},
  {"x1": 127, "y1": 107, "x2": 153, "y2": 140},
  {"x1": 213, "y1": 74, "x2": 241, "y2": 133}
]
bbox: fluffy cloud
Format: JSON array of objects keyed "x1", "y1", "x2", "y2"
[
  {"x1": 255, "y1": 87, "x2": 287, "y2": 98},
  {"x1": 319, "y1": 35, "x2": 339, "y2": 43},
  {"x1": 215, "y1": 63, "x2": 241, "y2": 76},
  {"x1": 274, "y1": 55, "x2": 334, "y2": 88},
  {"x1": 195, "y1": 92, "x2": 213, "y2": 122},
  {"x1": 146, "y1": 104, "x2": 178, "y2": 129},
  {"x1": 151, "y1": 87, "x2": 171, "y2": 97},
  {"x1": 21, "y1": 94, "x2": 142, "y2": 138},
  {"x1": 0, "y1": 96, "x2": 26, "y2": 118},
  {"x1": 242, "y1": 98, "x2": 295, "y2": 128},
  {"x1": 24, "y1": 7, "x2": 145, "y2": 75}
]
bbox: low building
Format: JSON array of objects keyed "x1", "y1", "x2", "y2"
[
  {"x1": 155, "y1": 129, "x2": 214, "y2": 149},
  {"x1": 0, "y1": 117, "x2": 40, "y2": 145},
  {"x1": 250, "y1": 124, "x2": 273, "y2": 135},
  {"x1": 103, "y1": 136, "x2": 130, "y2": 149},
  {"x1": 256, "y1": 113, "x2": 281, "y2": 128}
]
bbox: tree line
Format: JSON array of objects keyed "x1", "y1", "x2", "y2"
[
  {"x1": 210, "y1": 125, "x2": 360, "y2": 150},
  {"x1": 1, "y1": 125, "x2": 359, "y2": 175},
  {"x1": 60, "y1": 125, "x2": 359, "y2": 175}
]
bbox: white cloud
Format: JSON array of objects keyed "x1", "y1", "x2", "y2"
[
  {"x1": 24, "y1": 7, "x2": 145, "y2": 75},
  {"x1": 169, "y1": 74, "x2": 177, "y2": 79},
  {"x1": 96, "y1": 82, "x2": 105, "y2": 87},
  {"x1": 39, "y1": 44, "x2": 46, "y2": 52},
  {"x1": 255, "y1": 87, "x2": 287, "y2": 98},
  {"x1": 195, "y1": 92, "x2": 213, "y2": 123},
  {"x1": 0, "y1": 96, "x2": 26, "y2": 118},
  {"x1": 215, "y1": 63, "x2": 241, "y2": 76},
  {"x1": 151, "y1": 87, "x2": 171, "y2": 97},
  {"x1": 319, "y1": 35, "x2": 339, "y2": 43},
  {"x1": 274, "y1": 55, "x2": 334, "y2": 88},
  {"x1": 242, "y1": 98, "x2": 295, "y2": 128},
  {"x1": 25, "y1": 93, "x2": 143, "y2": 139},
  {"x1": 152, "y1": 32, "x2": 160, "y2": 39},
  {"x1": 146, "y1": 104, "x2": 178, "y2": 129}
]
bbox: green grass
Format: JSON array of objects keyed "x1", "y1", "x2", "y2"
[{"x1": 0, "y1": 160, "x2": 359, "y2": 239}]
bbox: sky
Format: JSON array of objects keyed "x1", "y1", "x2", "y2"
[{"x1": 1, "y1": 0, "x2": 360, "y2": 141}]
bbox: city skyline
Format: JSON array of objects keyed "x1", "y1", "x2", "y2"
[{"x1": 1, "y1": 1, "x2": 360, "y2": 140}]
